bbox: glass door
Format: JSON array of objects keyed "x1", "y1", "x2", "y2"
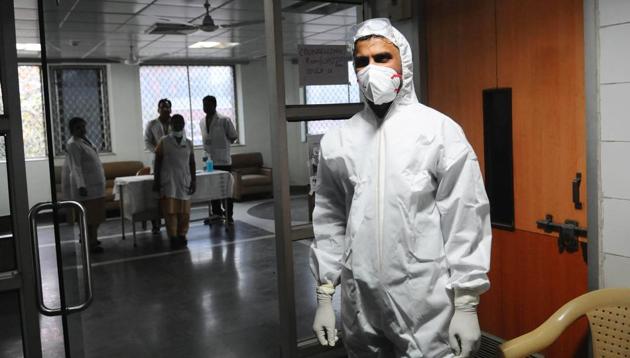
[{"x1": 0, "y1": 1, "x2": 43, "y2": 357}]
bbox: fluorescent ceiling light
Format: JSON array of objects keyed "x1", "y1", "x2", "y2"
[
  {"x1": 189, "y1": 41, "x2": 239, "y2": 49},
  {"x1": 16, "y1": 43, "x2": 41, "y2": 52}
]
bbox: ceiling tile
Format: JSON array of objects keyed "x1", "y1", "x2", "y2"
[
  {"x1": 140, "y1": 4, "x2": 207, "y2": 19},
  {"x1": 305, "y1": 14, "x2": 355, "y2": 26},
  {"x1": 28, "y1": 0, "x2": 363, "y2": 62},
  {"x1": 71, "y1": 1, "x2": 151, "y2": 14}
]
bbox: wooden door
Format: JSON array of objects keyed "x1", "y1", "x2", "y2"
[{"x1": 425, "y1": 0, "x2": 588, "y2": 356}]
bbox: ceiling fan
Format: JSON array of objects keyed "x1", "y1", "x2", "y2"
[{"x1": 146, "y1": 0, "x2": 265, "y2": 35}]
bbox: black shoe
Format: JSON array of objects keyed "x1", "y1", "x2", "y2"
[
  {"x1": 90, "y1": 246, "x2": 104, "y2": 254},
  {"x1": 169, "y1": 236, "x2": 187, "y2": 248}
]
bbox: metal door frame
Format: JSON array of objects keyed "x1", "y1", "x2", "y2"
[
  {"x1": 583, "y1": 0, "x2": 600, "y2": 291},
  {"x1": 0, "y1": 0, "x2": 43, "y2": 356},
  {"x1": 263, "y1": 0, "x2": 365, "y2": 356}
]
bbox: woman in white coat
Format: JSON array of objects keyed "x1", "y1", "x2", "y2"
[
  {"x1": 62, "y1": 117, "x2": 106, "y2": 253},
  {"x1": 153, "y1": 114, "x2": 196, "y2": 247}
]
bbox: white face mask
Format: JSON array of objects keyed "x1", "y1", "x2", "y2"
[
  {"x1": 356, "y1": 64, "x2": 402, "y2": 105},
  {"x1": 171, "y1": 130, "x2": 184, "y2": 138}
]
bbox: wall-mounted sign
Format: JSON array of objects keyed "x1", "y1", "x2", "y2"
[{"x1": 298, "y1": 45, "x2": 350, "y2": 86}]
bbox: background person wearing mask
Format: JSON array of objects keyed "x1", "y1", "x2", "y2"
[
  {"x1": 152, "y1": 114, "x2": 196, "y2": 247},
  {"x1": 199, "y1": 95, "x2": 238, "y2": 225},
  {"x1": 310, "y1": 18, "x2": 492, "y2": 358},
  {"x1": 62, "y1": 117, "x2": 106, "y2": 254},
  {"x1": 144, "y1": 98, "x2": 172, "y2": 235}
]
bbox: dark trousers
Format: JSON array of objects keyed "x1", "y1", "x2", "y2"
[
  {"x1": 211, "y1": 165, "x2": 233, "y2": 219},
  {"x1": 151, "y1": 199, "x2": 161, "y2": 231}
]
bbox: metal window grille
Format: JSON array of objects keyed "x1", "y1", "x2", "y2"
[
  {"x1": 305, "y1": 61, "x2": 360, "y2": 136},
  {"x1": 0, "y1": 65, "x2": 47, "y2": 160},
  {"x1": 50, "y1": 65, "x2": 112, "y2": 155},
  {"x1": 139, "y1": 65, "x2": 237, "y2": 147}
]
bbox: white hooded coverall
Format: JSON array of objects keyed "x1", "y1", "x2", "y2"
[{"x1": 309, "y1": 21, "x2": 492, "y2": 357}]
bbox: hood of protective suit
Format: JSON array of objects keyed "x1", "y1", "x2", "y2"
[{"x1": 352, "y1": 18, "x2": 418, "y2": 107}]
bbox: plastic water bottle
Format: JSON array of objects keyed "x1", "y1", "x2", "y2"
[{"x1": 206, "y1": 159, "x2": 214, "y2": 172}]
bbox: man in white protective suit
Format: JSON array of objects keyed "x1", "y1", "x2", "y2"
[{"x1": 310, "y1": 18, "x2": 492, "y2": 358}]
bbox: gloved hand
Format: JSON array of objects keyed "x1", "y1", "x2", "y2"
[
  {"x1": 312, "y1": 283, "x2": 338, "y2": 347},
  {"x1": 448, "y1": 290, "x2": 481, "y2": 358}
]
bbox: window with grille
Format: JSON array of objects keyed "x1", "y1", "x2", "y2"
[
  {"x1": 139, "y1": 65, "x2": 237, "y2": 147},
  {"x1": 0, "y1": 65, "x2": 47, "y2": 160},
  {"x1": 305, "y1": 61, "x2": 360, "y2": 135},
  {"x1": 50, "y1": 66, "x2": 112, "y2": 155}
]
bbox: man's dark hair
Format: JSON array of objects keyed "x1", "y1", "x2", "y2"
[
  {"x1": 353, "y1": 34, "x2": 397, "y2": 56},
  {"x1": 68, "y1": 117, "x2": 86, "y2": 132},
  {"x1": 158, "y1": 98, "x2": 172, "y2": 108},
  {"x1": 203, "y1": 95, "x2": 216, "y2": 104},
  {"x1": 171, "y1": 114, "x2": 185, "y2": 127}
]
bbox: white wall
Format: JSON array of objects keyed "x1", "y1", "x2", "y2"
[
  {"x1": 597, "y1": 0, "x2": 630, "y2": 287},
  {"x1": 0, "y1": 60, "x2": 310, "y2": 215}
]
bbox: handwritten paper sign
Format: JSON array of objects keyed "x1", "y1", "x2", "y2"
[{"x1": 298, "y1": 45, "x2": 350, "y2": 86}]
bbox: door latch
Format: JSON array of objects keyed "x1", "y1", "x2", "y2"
[
  {"x1": 536, "y1": 214, "x2": 588, "y2": 262},
  {"x1": 573, "y1": 172, "x2": 583, "y2": 210}
]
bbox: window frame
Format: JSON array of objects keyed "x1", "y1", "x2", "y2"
[
  {"x1": 0, "y1": 64, "x2": 48, "y2": 162},
  {"x1": 138, "y1": 64, "x2": 239, "y2": 149},
  {"x1": 48, "y1": 64, "x2": 112, "y2": 157},
  {"x1": 303, "y1": 61, "x2": 360, "y2": 136}
]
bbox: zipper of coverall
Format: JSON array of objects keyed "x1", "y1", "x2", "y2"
[{"x1": 377, "y1": 120, "x2": 385, "y2": 275}]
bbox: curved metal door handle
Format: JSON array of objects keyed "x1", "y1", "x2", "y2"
[{"x1": 28, "y1": 201, "x2": 94, "y2": 316}]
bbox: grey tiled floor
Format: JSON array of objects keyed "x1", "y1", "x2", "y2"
[{"x1": 1, "y1": 196, "x2": 342, "y2": 358}]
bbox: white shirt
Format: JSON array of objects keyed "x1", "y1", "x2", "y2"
[
  {"x1": 62, "y1": 137, "x2": 106, "y2": 201},
  {"x1": 199, "y1": 112, "x2": 237, "y2": 166},
  {"x1": 157, "y1": 135, "x2": 194, "y2": 200}
]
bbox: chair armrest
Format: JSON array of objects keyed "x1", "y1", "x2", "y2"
[
  {"x1": 260, "y1": 167, "x2": 272, "y2": 177},
  {"x1": 500, "y1": 288, "x2": 630, "y2": 358}
]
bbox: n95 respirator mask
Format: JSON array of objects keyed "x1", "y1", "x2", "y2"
[{"x1": 356, "y1": 65, "x2": 402, "y2": 105}]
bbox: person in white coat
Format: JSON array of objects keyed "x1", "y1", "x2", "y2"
[
  {"x1": 310, "y1": 18, "x2": 492, "y2": 357},
  {"x1": 144, "y1": 98, "x2": 172, "y2": 234},
  {"x1": 153, "y1": 114, "x2": 196, "y2": 247},
  {"x1": 62, "y1": 117, "x2": 106, "y2": 254},
  {"x1": 199, "y1": 95, "x2": 238, "y2": 224}
]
